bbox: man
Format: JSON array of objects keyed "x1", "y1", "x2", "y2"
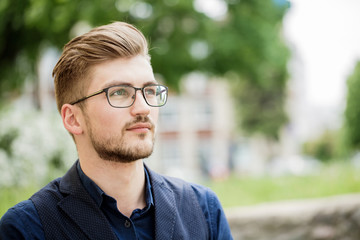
[{"x1": 0, "y1": 21, "x2": 233, "y2": 239}]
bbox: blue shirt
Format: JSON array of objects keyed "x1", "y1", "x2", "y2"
[
  {"x1": 0, "y1": 163, "x2": 233, "y2": 239},
  {"x1": 77, "y1": 163, "x2": 155, "y2": 239}
]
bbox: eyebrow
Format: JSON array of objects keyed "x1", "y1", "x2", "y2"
[{"x1": 101, "y1": 80, "x2": 158, "y2": 89}]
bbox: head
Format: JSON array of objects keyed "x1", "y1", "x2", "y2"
[
  {"x1": 53, "y1": 21, "x2": 150, "y2": 112},
  {"x1": 53, "y1": 22, "x2": 165, "y2": 163}
]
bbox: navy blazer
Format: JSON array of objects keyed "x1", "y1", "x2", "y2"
[
  {"x1": 0, "y1": 161, "x2": 233, "y2": 239},
  {"x1": 27, "y1": 162, "x2": 232, "y2": 239}
]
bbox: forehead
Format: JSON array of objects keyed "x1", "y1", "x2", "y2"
[{"x1": 87, "y1": 56, "x2": 156, "y2": 91}]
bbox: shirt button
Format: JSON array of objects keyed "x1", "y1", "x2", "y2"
[{"x1": 124, "y1": 220, "x2": 131, "y2": 228}]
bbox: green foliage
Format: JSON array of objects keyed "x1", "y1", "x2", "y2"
[
  {"x1": 231, "y1": 78, "x2": 288, "y2": 139},
  {"x1": 344, "y1": 61, "x2": 360, "y2": 151},
  {"x1": 0, "y1": 0, "x2": 290, "y2": 139},
  {"x1": 0, "y1": 0, "x2": 209, "y2": 95},
  {"x1": 216, "y1": 0, "x2": 290, "y2": 139},
  {"x1": 302, "y1": 130, "x2": 339, "y2": 162},
  {"x1": 0, "y1": 129, "x2": 18, "y2": 157}
]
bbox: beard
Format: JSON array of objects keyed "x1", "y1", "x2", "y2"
[{"x1": 87, "y1": 115, "x2": 155, "y2": 163}]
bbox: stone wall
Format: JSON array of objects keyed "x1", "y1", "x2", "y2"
[{"x1": 226, "y1": 194, "x2": 360, "y2": 240}]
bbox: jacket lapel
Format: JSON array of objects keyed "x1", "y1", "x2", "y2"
[
  {"x1": 146, "y1": 166, "x2": 176, "y2": 240},
  {"x1": 58, "y1": 162, "x2": 117, "y2": 240}
]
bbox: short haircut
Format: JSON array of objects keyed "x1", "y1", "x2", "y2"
[{"x1": 52, "y1": 21, "x2": 150, "y2": 113}]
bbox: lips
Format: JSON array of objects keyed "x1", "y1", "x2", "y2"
[{"x1": 126, "y1": 123, "x2": 152, "y2": 133}]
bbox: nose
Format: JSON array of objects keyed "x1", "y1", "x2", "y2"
[{"x1": 130, "y1": 90, "x2": 151, "y2": 116}]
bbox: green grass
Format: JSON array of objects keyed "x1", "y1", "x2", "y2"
[
  {"x1": 206, "y1": 161, "x2": 360, "y2": 208},
  {"x1": 1, "y1": 161, "x2": 360, "y2": 218},
  {"x1": 0, "y1": 186, "x2": 38, "y2": 217}
]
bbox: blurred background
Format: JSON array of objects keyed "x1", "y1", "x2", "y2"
[{"x1": 1, "y1": 0, "x2": 360, "y2": 238}]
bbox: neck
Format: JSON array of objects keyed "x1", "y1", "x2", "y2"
[{"x1": 79, "y1": 157, "x2": 146, "y2": 217}]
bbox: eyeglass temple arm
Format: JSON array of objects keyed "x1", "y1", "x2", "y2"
[
  {"x1": 157, "y1": 88, "x2": 168, "y2": 96},
  {"x1": 70, "y1": 89, "x2": 105, "y2": 105}
]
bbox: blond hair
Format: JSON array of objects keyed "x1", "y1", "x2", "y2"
[{"x1": 53, "y1": 22, "x2": 150, "y2": 112}]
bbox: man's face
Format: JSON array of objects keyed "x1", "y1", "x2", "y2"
[{"x1": 81, "y1": 56, "x2": 159, "y2": 163}]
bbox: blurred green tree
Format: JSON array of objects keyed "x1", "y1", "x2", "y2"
[
  {"x1": 0, "y1": 0, "x2": 289, "y2": 139},
  {"x1": 302, "y1": 130, "x2": 338, "y2": 162},
  {"x1": 210, "y1": 0, "x2": 290, "y2": 139},
  {"x1": 344, "y1": 61, "x2": 360, "y2": 151}
]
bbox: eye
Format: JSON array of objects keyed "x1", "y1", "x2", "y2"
[
  {"x1": 109, "y1": 87, "x2": 130, "y2": 98},
  {"x1": 144, "y1": 87, "x2": 156, "y2": 96}
]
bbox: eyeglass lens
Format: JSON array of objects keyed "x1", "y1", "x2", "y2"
[{"x1": 107, "y1": 85, "x2": 167, "y2": 107}]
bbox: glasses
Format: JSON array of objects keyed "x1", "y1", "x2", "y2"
[{"x1": 70, "y1": 84, "x2": 168, "y2": 108}]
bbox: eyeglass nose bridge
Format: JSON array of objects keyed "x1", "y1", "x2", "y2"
[{"x1": 131, "y1": 87, "x2": 147, "y2": 103}]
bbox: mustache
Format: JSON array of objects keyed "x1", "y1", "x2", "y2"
[{"x1": 124, "y1": 115, "x2": 155, "y2": 130}]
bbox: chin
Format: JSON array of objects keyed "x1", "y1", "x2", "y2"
[{"x1": 134, "y1": 143, "x2": 154, "y2": 156}]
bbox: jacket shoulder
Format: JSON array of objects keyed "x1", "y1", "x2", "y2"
[
  {"x1": 0, "y1": 200, "x2": 45, "y2": 239},
  {"x1": 148, "y1": 169, "x2": 215, "y2": 201},
  {"x1": 30, "y1": 177, "x2": 63, "y2": 205}
]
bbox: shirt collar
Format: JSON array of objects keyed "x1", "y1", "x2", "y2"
[{"x1": 76, "y1": 161, "x2": 154, "y2": 208}]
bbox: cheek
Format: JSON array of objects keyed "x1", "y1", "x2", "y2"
[
  {"x1": 90, "y1": 107, "x2": 128, "y2": 131},
  {"x1": 150, "y1": 109, "x2": 159, "y2": 124}
]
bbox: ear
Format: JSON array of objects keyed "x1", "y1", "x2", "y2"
[{"x1": 61, "y1": 104, "x2": 84, "y2": 136}]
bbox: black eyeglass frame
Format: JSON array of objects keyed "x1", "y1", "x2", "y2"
[{"x1": 70, "y1": 84, "x2": 168, "y2": 108}]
